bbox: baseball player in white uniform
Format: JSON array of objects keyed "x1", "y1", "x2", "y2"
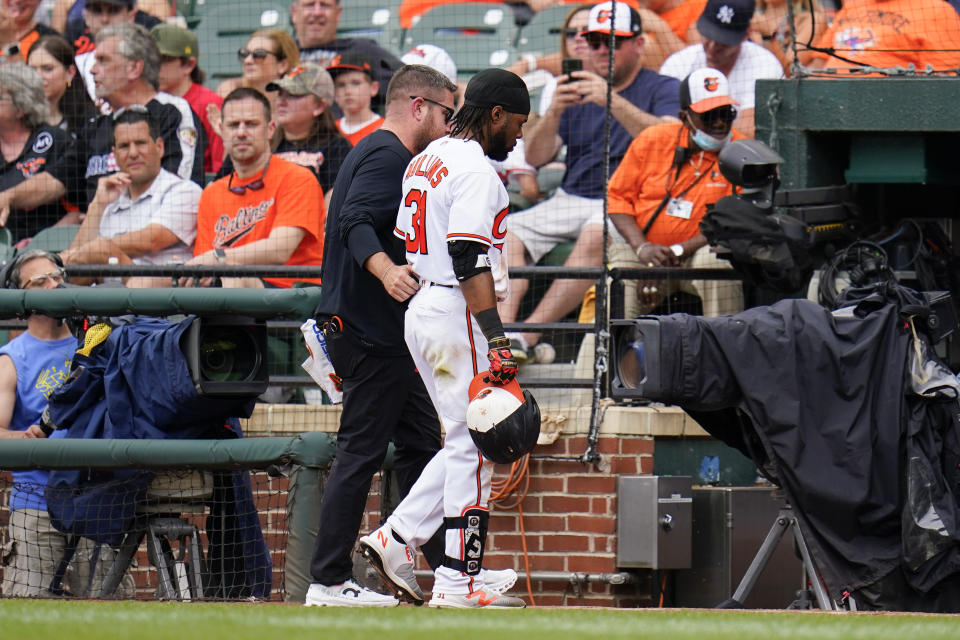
[{"x1": 359, "y1": 69, "x2": 531, "y2": 609}]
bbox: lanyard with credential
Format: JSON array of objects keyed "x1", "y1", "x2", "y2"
[{"x1": 641, "y1": 134, "x2": 717, "y2": 236}]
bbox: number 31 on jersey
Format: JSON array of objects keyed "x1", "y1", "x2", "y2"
[{"x1": 403, "y1": 188, "x2": 509, "y2": 255}]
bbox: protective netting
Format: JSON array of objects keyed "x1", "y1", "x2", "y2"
[
  {"x1": 1, "y1": 0, "x2": 956, "y2": 414},
  {"x1": 0, "y1": 468, "x2": 288, "y2": 601}
]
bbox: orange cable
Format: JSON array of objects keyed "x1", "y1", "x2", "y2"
[{"x1": 489, "y1": 454, "x2": 535, "y2": 606}]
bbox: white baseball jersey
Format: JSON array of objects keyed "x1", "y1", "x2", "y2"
[{"x1": 394, "y1": 137, "x2": 511, "y2": 300}]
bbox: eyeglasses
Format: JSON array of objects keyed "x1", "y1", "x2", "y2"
[
  {"x1": 227, "y1": 159, "x2": 270, "y2": 195},
  {"x1": 411, "y1": 95, "x2": 454, "y2": 124},
  {"x1": 584, "y1": 33, "x2": 635, "y2": 51},
  {"x1": 21, "y1": 268, "x2": 65, "y2": 289},
  {"x1": 564, "y1": 28, "x2": 584, "y2": 40},
  {"x1": 699, "y1": 106, "x2": 738, "y2": 127},
  {"x1": 238, "y1": 48, "x2": 282, "y2": 63},
  {"x1": 112, "y1": 104, "x2": 149, "y2": 120}
]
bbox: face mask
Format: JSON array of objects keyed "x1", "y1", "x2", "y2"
[{"x1": 690, "y1": 127, "x2": 731, "y2": 152}]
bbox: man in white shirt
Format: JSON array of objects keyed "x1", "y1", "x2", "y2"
[
  {"x1": 61, "y1": 107, "x2": 200, "y2": 287},
  {"x1": 659, "y1": 0, "x2": 782, "y2": 136}
]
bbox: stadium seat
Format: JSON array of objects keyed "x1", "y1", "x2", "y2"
[
  {"x1": 0, "y1": 226, "x2": 13, "y2": 247},
  {"x1": 400, "y1": 3, "x2": 518, "y2": 79},
  {"x1": 26, "y1": 225, "x2": 80, "y2": 254},
  {"x1": 195, "y1": 2, "x2": 290, "y2": 90},
  {"x1": 514, "y1": 3, "x2": 572, "y2": 57},
  {"x1": 0, "y1": 244, "x2": 15, "y2": 266},
  {"x1": 338, "y1": 0, "x2": 404, "y2": 55}
]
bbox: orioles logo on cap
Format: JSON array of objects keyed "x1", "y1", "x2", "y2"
[
  {"x1": 597, "y1": 9, "x2": 612, "y2": 23},
  {"x1": 329, "y1": 54, "x2": 341, "y2": 67},
  {"x1": 287, "y1": 65, "x2": 307, "y2": 78},
  {"x1": 703, "y1": 76, "x2": 720, "y2": 92}
]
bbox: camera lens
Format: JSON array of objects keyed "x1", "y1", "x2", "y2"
[
  {"x1": 618, "y1": 340, "x2": 646, "y2": 389},
  {"x1": 198, "y1": 326, "x2": 261, "y2": 382}
]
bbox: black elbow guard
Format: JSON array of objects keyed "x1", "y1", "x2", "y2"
[{"x1": 449, "y1": 240, "x2": 492, "y2": 281}]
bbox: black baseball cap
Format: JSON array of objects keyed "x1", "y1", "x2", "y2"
[
  {"x1": 327, "y1": 51, "x2": 376, "y2": 80},
  {"x1": 697, "y1": 0, "x2": 755, "y2": 46},
  {"x1": 463, "y1": 68, "x2": 530, "y2": 115}
]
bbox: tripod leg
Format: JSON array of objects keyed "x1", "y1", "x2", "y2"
[
  {"x1": 725, "y1": 509, "x2": 793, "y2": 606},
  {"x1": 790, "y1": 517, "x2": 834, "y2": 611}
]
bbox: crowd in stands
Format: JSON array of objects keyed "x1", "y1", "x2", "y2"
[{"x1": 0, "y1": 0, "x2": 954, "y2": 293}]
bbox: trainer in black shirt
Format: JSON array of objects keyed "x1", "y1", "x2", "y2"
[{"x1": 304, "y1": 64, "x2": 457, "y2": 606}]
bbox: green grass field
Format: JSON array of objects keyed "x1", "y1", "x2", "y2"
[{"x1": 3, "y1": 600, "x2": 959, "y2": 640}]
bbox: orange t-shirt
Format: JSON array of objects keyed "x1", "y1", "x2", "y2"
[
  {"x1": 660, "y1": 0, "x2": 707, "y2": 41},
  {"x1": 195, "y1": 155, "x2": 324, "y2": 288},
  {"x1": 401, "y1": 0, "x2": 503, "y2": 29},
  {"x1": 608, "y1": 121, "x2": 745, "y2": 246},
  {"x1": 810, "y1": 0, "x2": 960, "y2": 72},
  {"x1": 336, "y1": 115, "x2": 385, "y2": 147},
  {"x1": 562, "y1": 0, "x2": 640, "y2": 10}
]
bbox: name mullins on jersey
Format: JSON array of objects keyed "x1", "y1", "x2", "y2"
[
  {"x1": 213, "y1": 199, "x2": 275, "y2": 248},
  {"x1": 404, "y1": 154, "x2": 447, "y2": 188}
]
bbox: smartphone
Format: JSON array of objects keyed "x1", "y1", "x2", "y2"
[{"x1": 561, "y1": 58, "x2": 582, "y2": 82}]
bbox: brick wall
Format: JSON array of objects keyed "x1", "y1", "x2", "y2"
[{"x1": 358, "y1": 433, "x2": 656, "y2": 608}]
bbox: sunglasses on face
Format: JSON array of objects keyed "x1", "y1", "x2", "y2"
[
  {"x1": 21, "y1": 268, "x2": 65, "y2": 289},
  {"x1": 411, "y1": 95, "x2": 454, "y2": 124},
  {"x1": 584, "y1": 33, "x2": 635, "y2": 51},
  {"x1": 238, "y1": 48, "x2": 282, "y2": 63},
  {"x1": 699, "y1": 106, "x2": 738, "y2": 127},
  {"x1": 228, "y1": 160, "x2": 270, "y2": 195}
]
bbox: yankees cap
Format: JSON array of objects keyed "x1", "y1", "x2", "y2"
[
  {"x1": 697, "y1": 0, "x2": 755, "y2": 46},
  {"x1": 463, "y1": 68, "x2": 530, "y2": 115}
]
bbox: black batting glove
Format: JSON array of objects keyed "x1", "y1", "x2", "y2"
[{"x1": 485, "y1": 336, "x2": 518, "y2": 384}]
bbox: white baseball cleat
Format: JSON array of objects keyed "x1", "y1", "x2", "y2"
[
  {"x1": 358, "y1": 523, "x2": 424, "y2": 605},
  {"x1": 304, "y1": 579, "x2": 399, "y2": 607},
  {"x1": 481, "y1": 567, "x2": 518, "y2": 593},
  {"x1": 428, "y1": 589, "x2": 526, "y2": 609}
]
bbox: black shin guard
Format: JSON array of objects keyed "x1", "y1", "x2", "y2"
[{"x1": 442, "y1": 507, "x2": 489, "y2": 575}]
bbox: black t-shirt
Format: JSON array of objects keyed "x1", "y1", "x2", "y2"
[
  {"x1": 298, "y1": 38, "x2": 402, "y2": 111},
  {"x1": 216, "y1": 132, "x2": 352, "y2": 196},
  {"x1": 66, "y1": 10, "x2": 161, "y2": 53},
  {"x1": 46, "y1": 93, "x2": 205, "y2": 209},
  {"x1": 0, "y1": 125, "x2": 70, "y2": 241},
  {"x1": 314, "y1": 128, "x2": 412, "y2": 354}
]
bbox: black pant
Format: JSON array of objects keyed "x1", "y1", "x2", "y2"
[{"x1": 309, "y1": 328, "x2": 444, "y2": 585}]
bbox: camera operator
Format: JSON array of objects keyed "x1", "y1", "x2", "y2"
[
  {"x1": 0, "y1": 250, "x2": 133, "y2": 597},
  {"x1": 611, "y1": 67, "x2": 745, "y2": 317},
  {"x1": 510, "y1": 67, "x2": 745, "y2": 350}
]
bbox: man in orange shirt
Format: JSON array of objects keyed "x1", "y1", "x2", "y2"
[
  {"x1": 805, "y1": 0, "x2": 960, "y2": 72},
  {"x1": 511, "y1": 68, "x2": 744, "y2": 351},
  {"x1": 183, "y1": 88, "x2": 324, "y2": 289}
]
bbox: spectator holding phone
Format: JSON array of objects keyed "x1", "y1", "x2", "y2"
[{"x1": 501, "y1": 2, "x2": 680, "y2": 360}]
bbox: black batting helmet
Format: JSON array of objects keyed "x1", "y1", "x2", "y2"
[{"x1": 466, "y1": 375, "x2": 541, "y2": 464}]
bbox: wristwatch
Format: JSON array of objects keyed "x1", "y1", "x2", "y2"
[
  {"x1": 670, "y1": 244, "x2": 684, "y2": 258},
  {"x1": 2, "y1": 43, "x2": 19, "y2": 58},
  {"x1": 214, "y1": 248, "x2": 227, "y2": 264}
]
